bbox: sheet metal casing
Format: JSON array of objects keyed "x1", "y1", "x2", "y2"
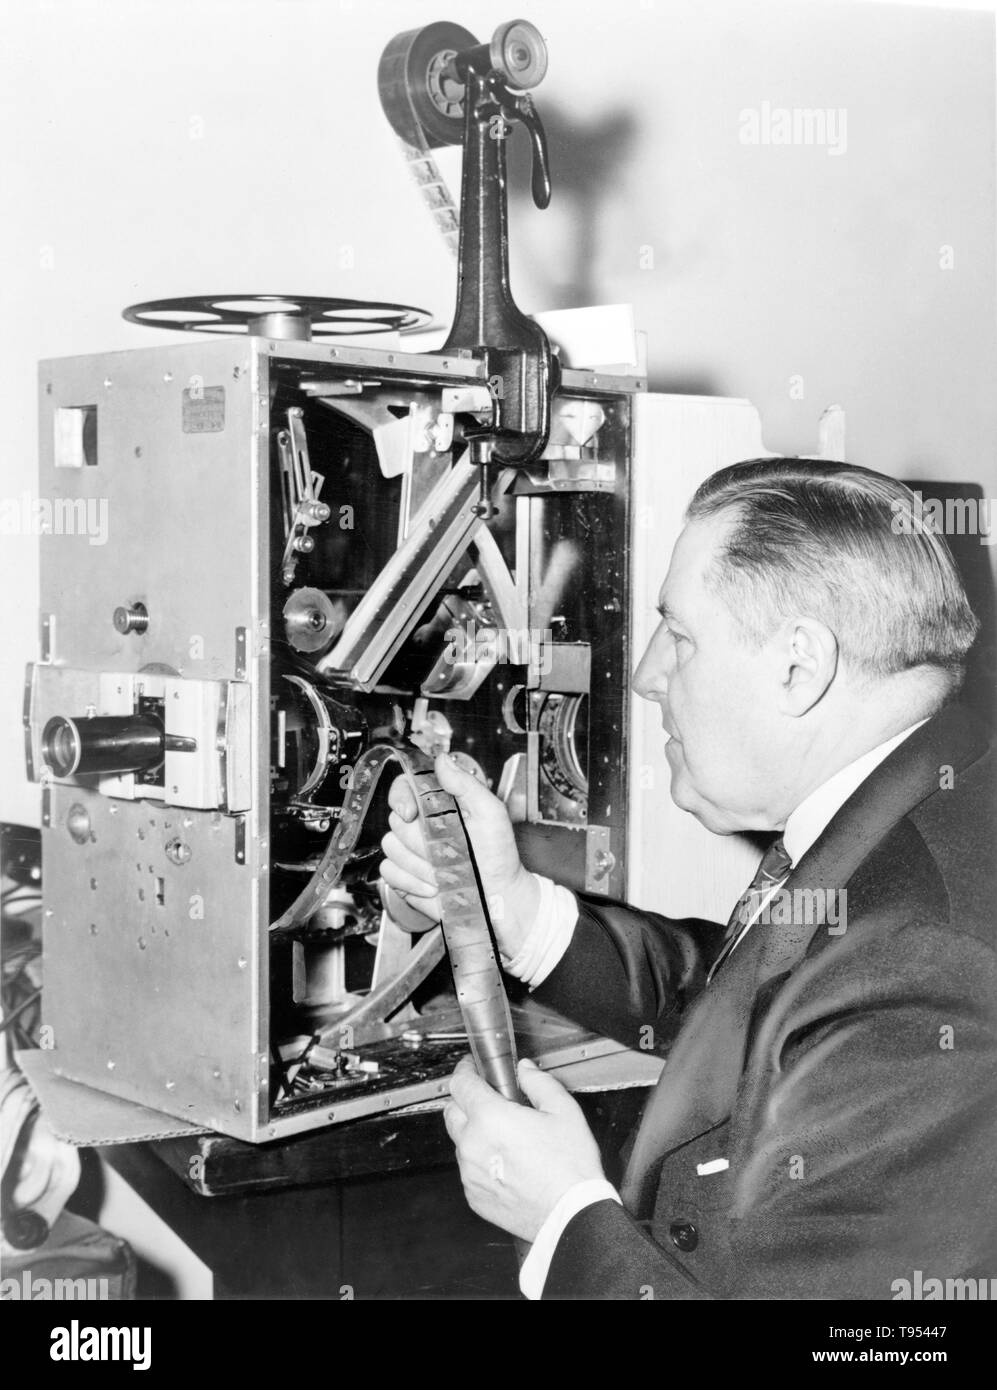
[
  {"x1": 37, "y1": 340, "x2": 271, "y2": 1139},
  {"x1": 34, "y1": 336, "x2": 643, "y2": 1141}
]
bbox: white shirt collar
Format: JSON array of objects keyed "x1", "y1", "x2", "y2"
[{"x1": 782, "y1": 719, "x2": 930, "y2": 868}]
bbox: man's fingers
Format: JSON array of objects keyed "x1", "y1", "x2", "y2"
[
  {"x1": 380, "y1": 827, "x2": 436, "y2": 888},
  {"x1": 379, "y1": 812, "x2": 441, "y2": 911},
  {"x1": 379, "y1": 883, "x2": 439, "y2": 933},
  {"x1": 442, "y1": 1101, "x2": 467, "y2": 1143},
  {"x1": 449, "y1": 1055, "x2": 505, "y2": 1114},
  {"x1": 386, "y1": 775, "x2": 418, "y2": 823},
  {"x1": 378, "y1": 855, "x2": 438, "y2": 901},
  {"x1": 387, "y1": 808, "x2": 435, "y2": 862},
  {"x1": 516, "y1": 1057, "x2": 579, "y2": 1115}
]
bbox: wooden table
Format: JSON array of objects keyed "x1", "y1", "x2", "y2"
[{"x1": 96, "y1": 1088, "x2": 647, "y2": 1299}]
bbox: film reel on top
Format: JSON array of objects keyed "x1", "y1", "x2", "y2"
[
  {"x1": 378, "y1": 19, "x2": 547, "y2": 148},
  {"x1": 122, "y1": 294, "x2": 433, "y2": 342}
]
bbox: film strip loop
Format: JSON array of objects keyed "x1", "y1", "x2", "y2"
[{"x1": 270, "y1": 743, "x2": 523, "y2": 1103}]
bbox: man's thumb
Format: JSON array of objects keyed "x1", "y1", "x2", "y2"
[
  {"x1": 435, "y1": 752, "x2": 494, "y2": 812},
  {"x1": 517, "y1": 1058, "x2": 574, "y2": 1114}
]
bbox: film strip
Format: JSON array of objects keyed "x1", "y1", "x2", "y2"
[
  {"x1": 270, "y1": 743, "x2": 523, "y2": 1104},
  {"x1": 399, "y1": 139, "x2": 460, "y2": 260},
  {"x1": 377, "y1": 21, "x2": 474, "y2": 262}
]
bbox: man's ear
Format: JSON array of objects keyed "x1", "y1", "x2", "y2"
[{"x1": 776, "y1": 618, "x2": 839, "y2": 714}]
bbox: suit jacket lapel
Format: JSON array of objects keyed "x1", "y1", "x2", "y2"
[{"x1": 621, "y1": 921, "x2": 765, "y2": 1215}]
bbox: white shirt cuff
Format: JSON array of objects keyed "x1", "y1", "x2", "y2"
[
  {"x1": 501, "y1": 873, "x2": 578, "y2": 989},
  {"x1": 519, "y1": 1179, "x2": 623, "y2": 1299}
]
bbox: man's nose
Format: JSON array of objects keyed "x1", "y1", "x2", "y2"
[{"x1": 631, "y1": 646, "x2": 664, "y2": 703}]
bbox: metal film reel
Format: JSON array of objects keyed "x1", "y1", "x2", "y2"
[
  {"x1": 378, "y1": 21, "x2": 478, "y2": 149},
  {"x1": 123, "y1": 294, "x2": 433, "y2": 342}
]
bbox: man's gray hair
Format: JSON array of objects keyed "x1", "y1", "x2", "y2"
[{"x1": 687, "y1": 458, "x2": 980, "y2": 688}]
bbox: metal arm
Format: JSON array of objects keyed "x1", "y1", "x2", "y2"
[{"x1": 442, "y1": 31, "x2": 559, "y2": 468}]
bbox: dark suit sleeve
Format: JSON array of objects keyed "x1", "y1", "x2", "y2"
[
  {"x1": 542, "y1": 1200, "x2": 714, "y2": 1300},
  {"x1": 531, "y1": 893, "x2": 724, "y2": 1052},
  {"x1": 543, "y1": 916, "x2": 997, "y2": 1299}
]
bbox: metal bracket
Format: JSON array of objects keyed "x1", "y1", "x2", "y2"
[
  {"x1": 585, "y1": 825, "x2": 616, "y2": 893},
  {"x1": 439, "y1": 38, "x2": 559, "y2": 468},
  {"x1": 277, "y1": 407, "x2": 329, "y2": 585}
]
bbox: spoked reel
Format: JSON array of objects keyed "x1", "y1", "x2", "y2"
[{"x1": 122, "y1": 294, "x2": 434, "y2": 342}]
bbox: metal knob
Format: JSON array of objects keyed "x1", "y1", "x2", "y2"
[
  {"x1": 113, "y1": 602, "x2": 149, "y2": 635},
  {"x1": 489, "y1": 20, "x2": 548, "y2": 90}
]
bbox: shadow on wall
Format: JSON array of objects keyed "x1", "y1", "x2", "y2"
[
  {"x1": 506, "y1": 101, "x2": 717, "y2": 397},
  {"x1": 508, "y1": 102, "x2": 637, "y2": 311}
]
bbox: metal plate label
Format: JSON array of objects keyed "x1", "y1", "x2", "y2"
[{"x1": 181, "y1": 385, "x2": 225, "y2": 433}]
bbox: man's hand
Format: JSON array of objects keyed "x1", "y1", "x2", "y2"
[
  {"x1": 379, "y1": 752, "x2": 541, "y2": 959},
  {"x1": 443, "y1": 1055, "x2": 605, "y2": 1243}
]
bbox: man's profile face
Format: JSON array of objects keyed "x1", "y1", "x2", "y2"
[{"x1": 632, "y1": 515, "x2": 790, "y2": 834}]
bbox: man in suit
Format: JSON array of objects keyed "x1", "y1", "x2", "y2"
[{"x1": 380, "y1": 458, "x2": 997, "y2": 1299}]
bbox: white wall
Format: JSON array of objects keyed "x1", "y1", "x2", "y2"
[{"x1": 2, "y1": 0, "x2": 994, "y2": 826}]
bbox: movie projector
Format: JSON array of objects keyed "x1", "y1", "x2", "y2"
[{"x1": 23, "y1": 19, "x2": 785, "y2": 1141}]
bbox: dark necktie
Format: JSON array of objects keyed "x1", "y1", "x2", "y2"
[{"x1": 706, "y1": 836, "x2": 793, "y2": 984}]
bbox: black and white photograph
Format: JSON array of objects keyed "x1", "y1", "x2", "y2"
[{"x1": 1, "y1": 0, "x2": 995, "y2": 1349}]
